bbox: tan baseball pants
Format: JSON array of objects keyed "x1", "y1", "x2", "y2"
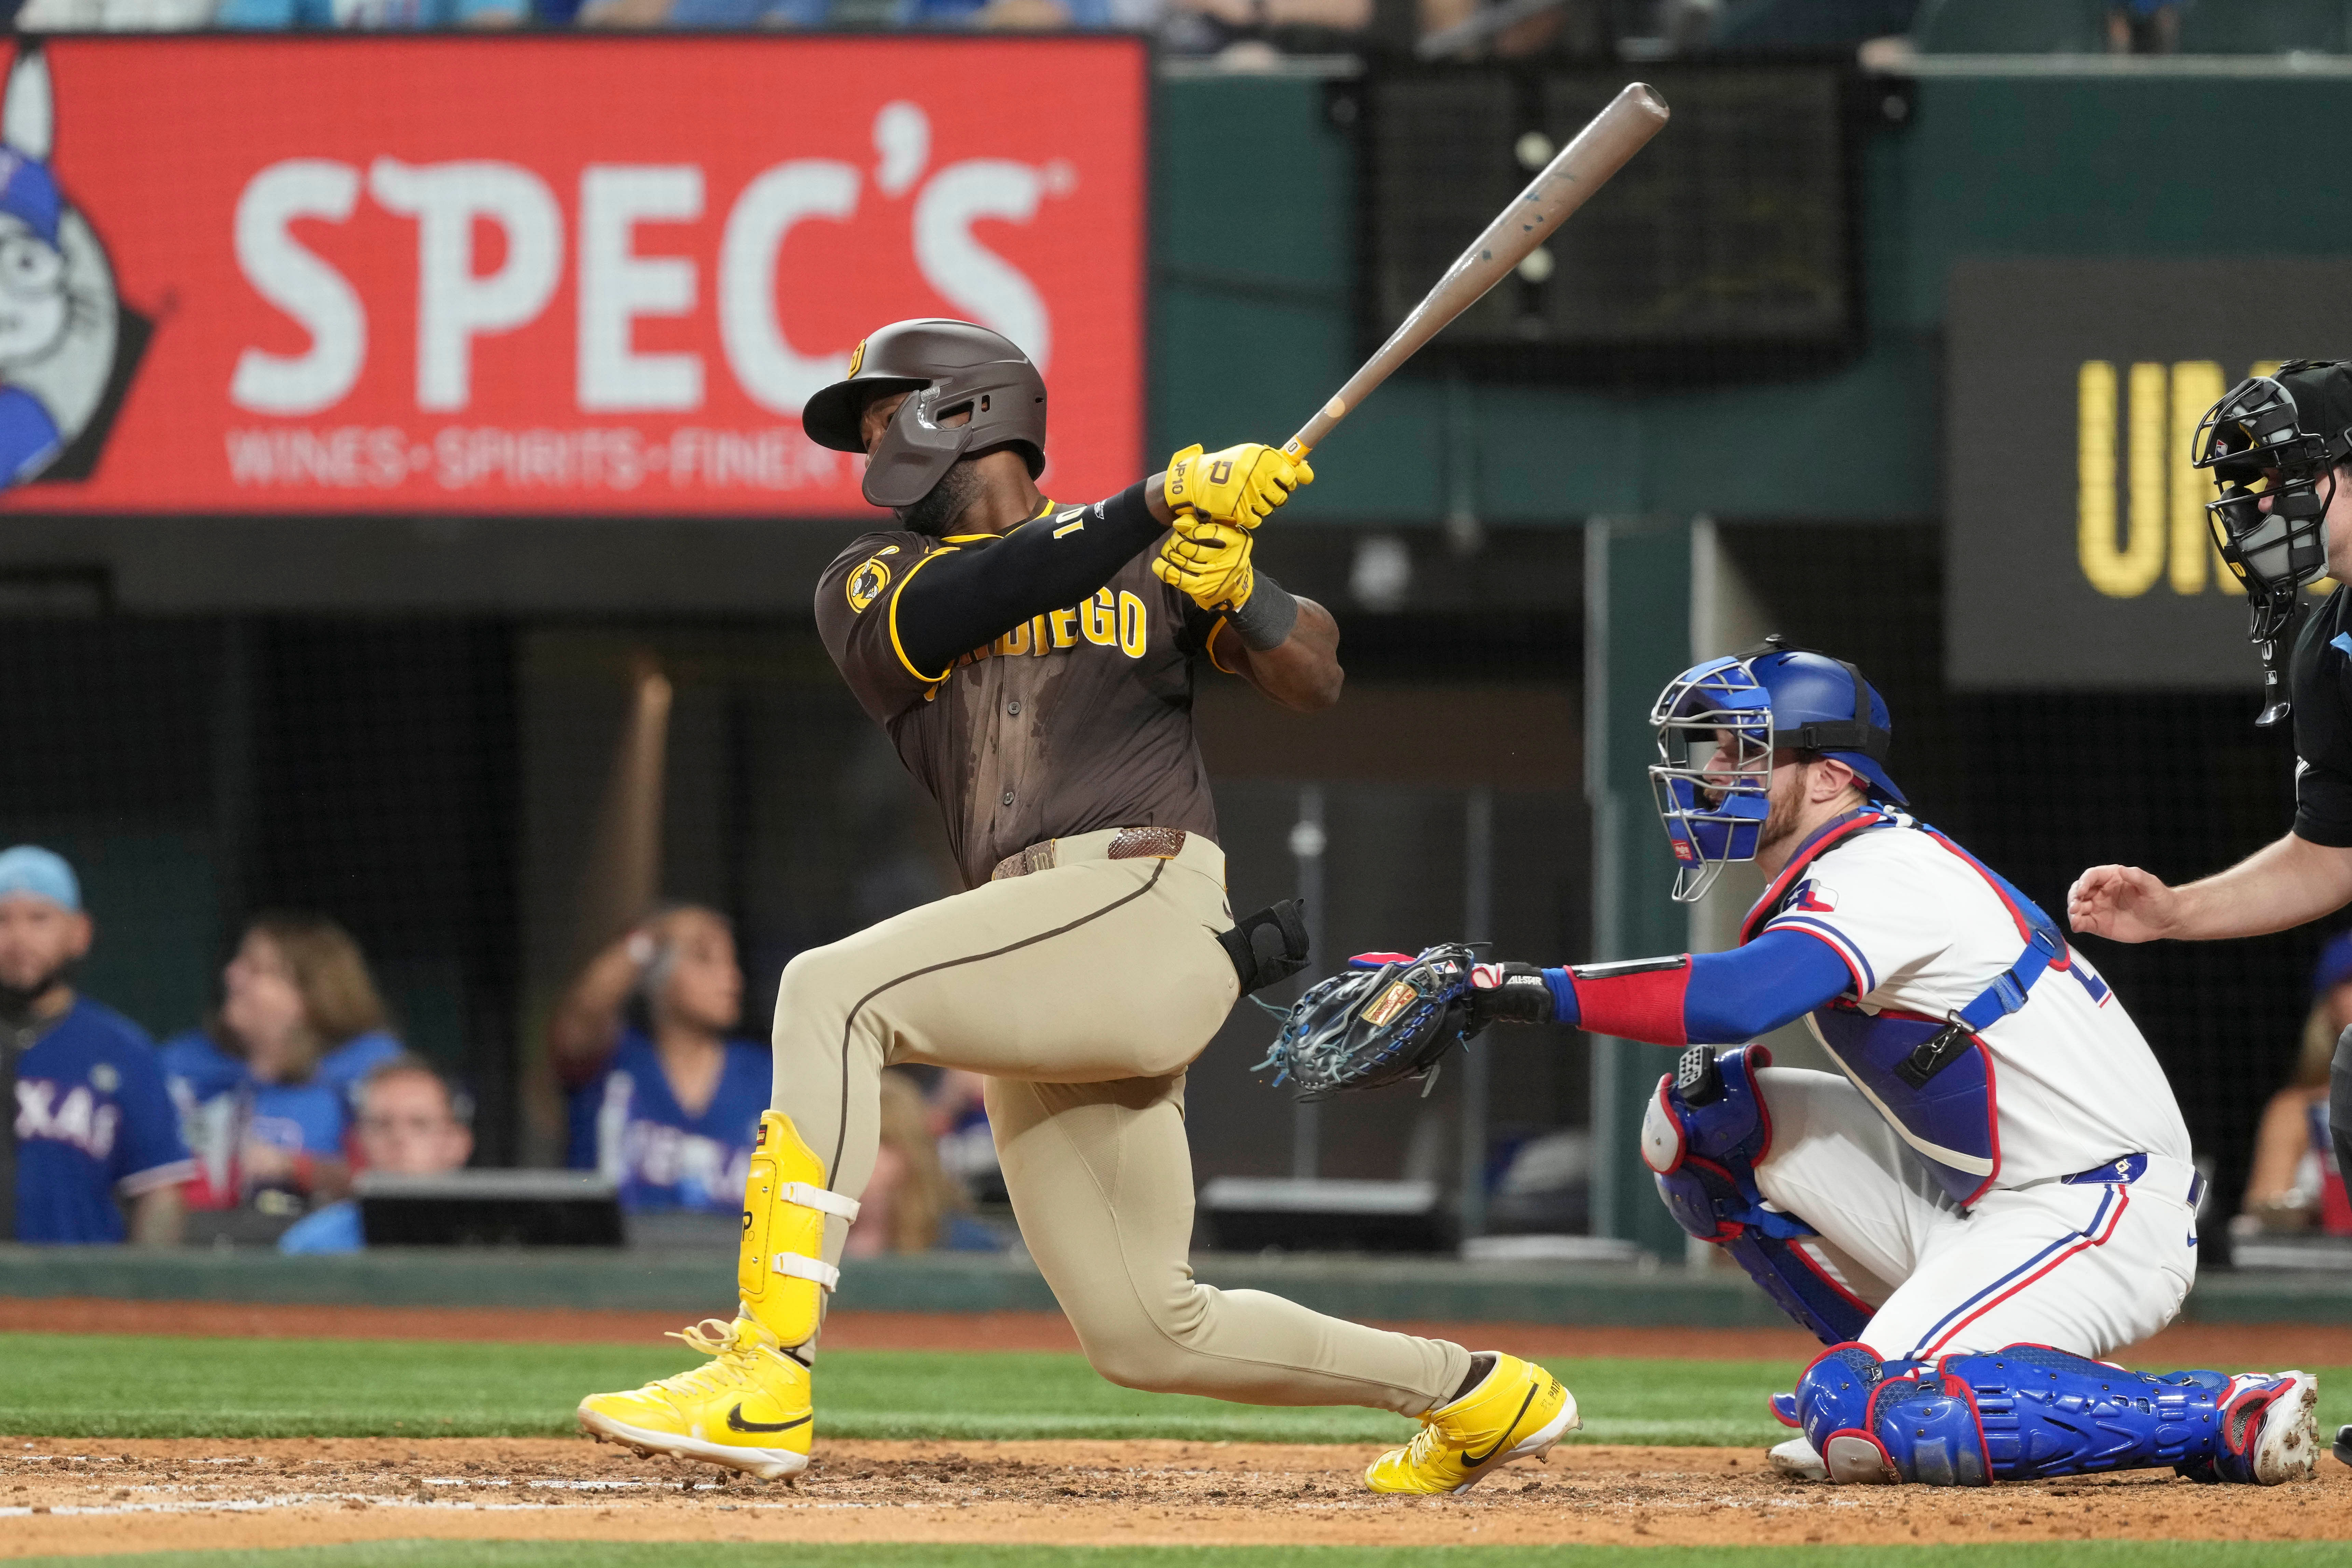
[{"x1": 768, "y1": 827, "x2": 1470, "y2": 1417}]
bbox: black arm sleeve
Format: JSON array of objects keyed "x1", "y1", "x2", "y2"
[{"x1": 895, "y1": 482, "x2": 1164, "y2": 674}]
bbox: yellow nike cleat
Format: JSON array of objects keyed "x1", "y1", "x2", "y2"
[
  {"x1": 577, "y1": 1317, "x2": 812, "y2": 1480},
  {"x1": 1365, "y1": 1352, "x2": 1579, "y2": 1495}
]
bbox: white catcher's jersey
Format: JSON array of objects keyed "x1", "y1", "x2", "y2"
[{"x1": 1747, "y1": 810, "x2": 2190, "y2": 1202}]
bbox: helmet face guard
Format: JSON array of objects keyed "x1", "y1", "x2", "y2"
[
  {"x1": 1649, "y1": 655, "x2": 1775, "y2": 904},
  {"x1": 2194, "y1": 372, "x2": 2337, "y2": 644},
  {"x1": 862, "y1": 364, "x2": 1046, "y2": 510}
]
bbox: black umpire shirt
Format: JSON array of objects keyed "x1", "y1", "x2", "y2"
[
  {"x1": 2287, "y1": 584, "x2": 2352, "y2": 1196},
  {"x1": 2291, "y1": 585, "x2": 2352, "y2": 846}
]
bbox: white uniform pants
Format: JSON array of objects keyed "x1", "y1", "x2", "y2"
[{"x1": 1753, "y1": 1067, "x2": 2200, "y2": 1360}]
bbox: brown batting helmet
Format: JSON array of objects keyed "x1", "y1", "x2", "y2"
[{"x1": 801, "y1": 319, "x2": 1048, "y2": 509}]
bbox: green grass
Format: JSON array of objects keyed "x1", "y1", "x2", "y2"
[
  {"x1": 11, "y1": 1544, "x2": 2352, "y2": 1568},
  {"x1": 0, "y1": 1335, "x2": 1785, "y2": 1445},
  {"x1": 1, "y1": 1334, "x2": 2347, "y2": 1450}
]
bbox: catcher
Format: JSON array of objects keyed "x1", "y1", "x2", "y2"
[
  {"x1": 576, "y1": 319, "x2": 1572, "y2": 1496},
  {"x1": 1275, "y1": 641, "x2": 2321, "y2": 1487}
]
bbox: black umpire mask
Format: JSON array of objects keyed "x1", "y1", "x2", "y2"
[{"x1": 2194, "y1": 359, "x2": 2352, "y2": 724}]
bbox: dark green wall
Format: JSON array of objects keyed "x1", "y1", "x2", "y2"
[
  {"x1": 1150, "y1": 62, "x2": 2352, "y2": 1244},
  {"x1": 1151, "y1": 67, "x2": 2352, "y2": 527}
]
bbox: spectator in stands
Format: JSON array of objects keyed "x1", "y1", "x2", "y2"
[
  {"x1": 2238, "y1": 932, "x2": 2352, "y2": 1237},
  {"x1": 0, "y1": 845, "x2": 189, "y2": 1245},
  {"x1": 1405, "y1": 0, "x2": 1604, "y2": 60},
  {"x1": 278, "y1": 1055, "x2": 473, "y2": 1254},
  {"x1": 554, "y1": 903, "x2": 770, "y2": 1214},
  {"x1": 2108, "y1": 0, "x2": 2179, "y2": 53},
  {"x1": 845, "y1": 1069, "x2": 1001, "y2": 1253},
  {"x1": 216, "y1": 0, "x2": 525, "y2": 28},
  {"x1": 584, "y1": 0, "x2": 1116, "y2": 27},
  {"x1": 910, "y1": 0, "x2": 1109, "y2": 26},
  {"x1": 161, "y1": 914, "x2": 402, "y2": 1216},
  {"x1": 14, "y1": 0, "x2": 217, "y2": 28},
  {"x1": 927, "y1": 1066, "x2": 1005, "y2": 1205}
]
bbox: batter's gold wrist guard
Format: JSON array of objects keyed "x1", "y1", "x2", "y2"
[{"x1": 737, "y1": 1110, "x2": 860, "y2": 1348}]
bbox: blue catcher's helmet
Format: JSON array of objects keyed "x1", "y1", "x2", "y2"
[{"x1": 1649, "y1": 638, "x2": 1903, "y2": 902}]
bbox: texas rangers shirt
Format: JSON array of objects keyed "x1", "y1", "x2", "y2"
[
  {"x1": 158, "y1": 1030, "x2": 349, "y2": 1210},
  {"x1": 8, "y1": 997, "x2": 191, "y2": 1243},
  {"x1": 1749, "y1": 811, "x2": 2191, "y2": 1200},
  {"x1": 565, "y1": 1030, "x2": 771, "y2": 1214}
]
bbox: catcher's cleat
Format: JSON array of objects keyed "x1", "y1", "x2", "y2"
[
  {"x1": 1768, "y1": 1436, "x2": 1827, "y2": 1481},
  {"x1": 1364, "y1": 1353, "x2": 1578, "y2": 1496},
  {"x1": 1765, "y1": 1388, "x2": 1828, "y2": 1479},
  {"x1": 577, "y1": 1317, "x2": 812, "y2": 1481},
  {"x1": 2215, "y1": 1371, "x2": 2320, "y2": 1485}
]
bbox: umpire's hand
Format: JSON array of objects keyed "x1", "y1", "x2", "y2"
[{"x1": 2066, "y1": 864, "x2": 2179, "y2": 942}]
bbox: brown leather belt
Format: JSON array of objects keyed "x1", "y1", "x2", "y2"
[{"x1": 990, "y1": 827, "x2": 1188, "y2": 882}]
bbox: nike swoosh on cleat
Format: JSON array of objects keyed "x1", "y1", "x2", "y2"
[
  {"x1": 1459, "y1": 1384, "x2": 1539, "y2": 1467},
  {"x1": 726, "y1": 1405, "x2": 813, "y2": 1435}
]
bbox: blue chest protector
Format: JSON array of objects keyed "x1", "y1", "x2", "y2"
[{"x1": 1755, "y1": 811, "x2": 2101, "y2": 1206}]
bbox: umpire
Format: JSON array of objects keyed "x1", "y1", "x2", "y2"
[
  {"x1": 578, "y1": 320, "x2": 1572, "y2": 1494},
  {"x1": 2068, "y1": 359, "x2": 2352, "y2": 1467}
]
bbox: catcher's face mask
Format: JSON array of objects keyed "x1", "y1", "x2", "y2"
[
  {"x1": 1649, "y1": 655, "x2": 1775, "y2": 904},
  {"x1": 2194, "y1": 372, "x2": 2338, "y2": 641}
]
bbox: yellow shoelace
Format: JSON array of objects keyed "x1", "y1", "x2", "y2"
[
  {"x1": 1402, "y1": 1421, "x2": 1447, "y2": 1467},
  {"x1": 641, "y1": 1319, "x2": 763, "y2": 1399}
]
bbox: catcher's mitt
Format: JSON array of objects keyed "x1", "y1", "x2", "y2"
[{"x1": 1255, "y1": 943, "x2": 1478, "y2": 1101}]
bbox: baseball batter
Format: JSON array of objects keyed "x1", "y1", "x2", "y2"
[
  {"x1": 577, "y1": 319, "x2": 1573, "y2": 1496},
  {"x1": 1434, "y1": 643, "x2": 2320, "y2": 1486}
]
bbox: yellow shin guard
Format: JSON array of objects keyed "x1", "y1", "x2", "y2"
[{"x1": 737, "y1": 1111, "x2": 860, "y2": 1348}]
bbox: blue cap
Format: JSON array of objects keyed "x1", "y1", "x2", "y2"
[
  {"x1": 2314, "y1": 930, "x2": 2352, "y2": 997},
  {"x1": 0, "y1": 844, "x2": 80, "y2": 912},
  {"x1": 0, "y1": 151, "x2": 60, "y2": 248}
]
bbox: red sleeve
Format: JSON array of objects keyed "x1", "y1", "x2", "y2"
[{"x1": 1566, "y1": 956, "x2": 1691, "y2": 1046}]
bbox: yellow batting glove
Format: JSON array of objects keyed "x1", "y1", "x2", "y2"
[
  {"x1": 1152, "y1": 516, "x2": 1257, "y2": 613},
  {"x1": 1163, "y1": 442, "x2": 1314, "y2": 530}
]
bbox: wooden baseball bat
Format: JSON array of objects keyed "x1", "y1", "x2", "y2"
[{"x1": 1283, "y1": 82, "x2": 1671, "y2": 460}]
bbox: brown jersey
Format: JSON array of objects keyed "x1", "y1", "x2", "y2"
[{"x1": 815, "y1": 502, "x2": 1225, "y2": 889}]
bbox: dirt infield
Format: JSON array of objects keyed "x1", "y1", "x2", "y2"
[
  {"x1": 8, "y1": 1297, "x2": 2350, "y2": 1368},
  {"x1": 6, "y1": 1300, "x2": 2346, "y2": 1555},
  {"x1": 2, "y1": 1434, "x2": 2346, "y2": 1558}
]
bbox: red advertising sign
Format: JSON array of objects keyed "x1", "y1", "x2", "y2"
[{"x1": 0, "y1": 35, "x2": 1145, "y2": 516}]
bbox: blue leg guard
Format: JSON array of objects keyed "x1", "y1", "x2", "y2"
[
  {"x1": 1795, "y1": 1343, "x2": 1930, "y2": 1483},
  {"x1": 1643, "y1": 1045, "x2": 1873, "y2": 1345},
  {"x1": 1800, "y1": 1343, "x2": 2272, "y2": 1486}
]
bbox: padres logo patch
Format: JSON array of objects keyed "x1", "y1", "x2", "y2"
[
  {"x1": 847, "y1": 338, "x2": 867, "y2": 378},
  {"x1": 846, "y1": 553, "x2": 893, "y2": 613}
]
